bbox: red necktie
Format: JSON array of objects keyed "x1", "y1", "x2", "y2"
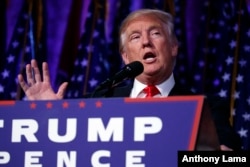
[{"x1": 143, "y1": 85, "x2": 160, "y2": 97}]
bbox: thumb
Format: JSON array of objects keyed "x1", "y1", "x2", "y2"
[{"x1": 56, "y1": 82, "x2": 68, "y2": 99}]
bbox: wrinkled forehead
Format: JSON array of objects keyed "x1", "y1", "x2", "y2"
[{"x1": 121, "y1": 15, "x2": 164, "y2": 34}]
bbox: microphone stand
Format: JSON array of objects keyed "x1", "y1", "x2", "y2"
[{"x1": 90, "y1": 82, "x2": 113, "y2": 98}]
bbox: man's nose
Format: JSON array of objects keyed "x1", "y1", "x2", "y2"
[{"x1": 142, "y1": 35, "x2": 152, "y2": 47}]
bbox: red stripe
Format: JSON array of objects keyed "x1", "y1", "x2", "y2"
[{"x1": 0, "y1": 101, "x2": 15, "y2": 106}]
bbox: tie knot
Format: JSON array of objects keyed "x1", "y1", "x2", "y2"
[{"x1": 143, "y1": 85, "x2": 160, "y2": 97}]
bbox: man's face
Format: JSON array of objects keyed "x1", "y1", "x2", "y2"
[{"x1": 121, "y1": 15, "x2": 178, "y2": 85}]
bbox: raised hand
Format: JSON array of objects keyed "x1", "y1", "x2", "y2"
[{"x1": 18, "y1": 59, "x2": 68, "y2": 100}]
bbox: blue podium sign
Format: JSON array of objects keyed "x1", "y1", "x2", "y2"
[{"x1": 0, "y1": 96, "x2": 204, "y2": 167}]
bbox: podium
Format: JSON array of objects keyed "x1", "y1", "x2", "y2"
[{"x1": 0, "y1": 96, "x2": 204, "y2": 167}]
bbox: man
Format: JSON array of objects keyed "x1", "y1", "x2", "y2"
[
  {"x1": 18, "y1": 9, "x2": 178, "y2": 100},
  {"x1": 18, "y1": 9, "x2": 241, "y2": 150}
]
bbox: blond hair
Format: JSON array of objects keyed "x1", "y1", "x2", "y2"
[{"x1": 119, "y1": 9, "x2": 178, "y2": 52}]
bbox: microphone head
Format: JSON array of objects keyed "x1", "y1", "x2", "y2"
[
  {"x1": 92, "y1": 61, "x2": 144, "y2": 94},
  {"x1": 124, "y1": 61, "x2": 144, "y2": 78}
]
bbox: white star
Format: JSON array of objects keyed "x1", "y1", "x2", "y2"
[
  {"x1": 26, "y1": 46, "x2": 30, "y2": 53},
  {"x1": 73, "y1": 91, "x2": 79, "y2": 97},
  {"x1": 77, "y1": 75, "x2": 84, "y2": 82},
  {"x1": 93, "y1": 30, "x2": 99, "y2": 38},
  {"x1": 67, "y1": 91, "x2": 72, "y2": 97},
  {"x1": 200, "y1": 15, "x2": 206, "y2": 21},
  {"x1": 233, "y1": 24, "x2": 239, "y2": 32},
  {"x1": 229, "y1": 40, "x2": 237, "y2": 49},
  {"x1": 87, "y1": 12, "x2": 92, "y2": 18},
  {"x1": 244, "y1": 45, "x2": 250, "y2": 52},
  {"x1": 214, "y1": 32, "x2": 221, "y2": 39},
  {"x1": 218, "y1": 20, "x2": 225, "y2": 26},
  {"x1": 12, "y1": 41, "x2": 19, "y2": 48},
  {"x1": 236, "y1": 74, "x2": 243, "y2": 83},
  {"x1": 190, "y1": 87, "x2": 197, "y2": 93},
  {"x1": 10, "y1": 92, "x2": 17, "y2": 98},
  {"x1": 7, "y1": 55, "x2": 15, "y2": 63},
  {"x1": 232, "y1": 108, "x2": 236, "y2": 116},
  {"x1": 74, "y1": 60, "x2": 79, "y2": 66},
  {"x1": 242, "y1": 112, "x2": 250, "y2": 121},
  {"x1": 239, "y1": 59, "x2": 247, "y2": 67},
  {"x1": 247, "y1": 29, "x2": 250, "y2": 37},
  {"x1": 86, "y1": 45, "x2": 94, "y2": 53},
  {"x1": 22, "y1": 96, "x2": 28, "y2": 100},
  {"x1": 198, "y1": 60, "x2": 205, "y2": 67},
  {"x1": 81, "y1": 59, "x2": 88, "y2": 67},
  {"x1": 95, "y1": 66, "x2": 101, "y2": 73},
  {"x1": 71, "y1": 75, "x2": 76, "y2": 81},
  {"x1": 89, "y1": 78, "x2": 98, "y2": 87},
  {"x1": 246, "y1": 97, "x2": 250, "y2": 105},
  {"x1": 211, "y1": 47, "x2": 217, "y2": 54},
  {"x1": 1, "y1": 69, "x2": 9, "y2": 79},
  {"x1": 0, "y1": 84, "x2": 4, "y2": 93},
  {"x1": 213, "y1": 78, "x2": 220, "y2": 86},
  {"x1": 222, "y1": 72, "x2": 230, "y2": 82},
  {"x1": 225, "y1": 56, "x2": 233, "y2": 65},
  {"x1": 238, "y1": 127, "x2": 248, "y2": 138},
  {"x1": 233, "y1": 91, "x2": 240, "y2": 99},
  {"x1": 194, "y1": 74, "x2": 201, "y2": 81},
  {"x1": 218, "y1": 89, "x2": 227, "y2": 97}
]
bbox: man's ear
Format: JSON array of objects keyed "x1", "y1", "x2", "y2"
[
  {"x1": 171, "y1": 44, "x2": 178, "y2": 57},
  {"x1": 121, "y1": 51, "x2": 129, "y2": 64}
]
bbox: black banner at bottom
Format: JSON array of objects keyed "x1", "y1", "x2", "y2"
[{"x1": 178, "y1": 151, "x2": 250, "y2": 167}]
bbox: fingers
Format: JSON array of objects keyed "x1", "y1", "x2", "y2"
[
  {"x1": 25, "y1": 63, "x2": 35, "y2": 85},
  {"x1": 18, "y1": 74, "x2": 29, "y2": 92},
  {"x1": 31, "y1": 59, "x2": 42, "y2": 82},
  {"x1": 25, "y1": 59, "x2": 42, "y2": 84},
  {"x1": 42, "y1": 62, "x2": 51, "y2": 83},
  {"x1": 56, "y1": 82, "x2": 68, "y2": 99}
]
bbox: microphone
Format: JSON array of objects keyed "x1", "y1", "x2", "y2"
[{"x1": 93, "y1": 61, "x2": 144, "y2": 93}]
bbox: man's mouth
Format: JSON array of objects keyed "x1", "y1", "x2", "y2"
[{"x1": 143, "y1": 52, "x2": 156, "y2": 62}]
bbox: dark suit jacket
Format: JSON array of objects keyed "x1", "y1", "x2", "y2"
[{"x1": 89, "y1": 81, "x2": 241, "y2": 150}]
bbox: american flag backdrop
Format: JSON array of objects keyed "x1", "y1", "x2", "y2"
[
  {"x1": 1, "y1": 0, "x2": 250, "y2": 150},
  {"x1": 172, "y1": 0, "x2": 191, "y2": 87},
  {"x1": 63, "y1": 0, "x2": 110, "y2": 98},
  {"x1": 0, "y1": 0, "x2": 6, "y2": 64},
  {"x1": 189, "y1": 0, "x2": 250, "y2": 150},
  {"x1": 0, "y1": 0, "x2": 46, "y2": 100},
  {"x1": 228, "y1": 0, "x2": 250, "y2": 150}
]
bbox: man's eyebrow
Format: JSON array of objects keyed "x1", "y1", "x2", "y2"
[
  {"x1": 127, "y1": 24, "x2": 162, "y2": 37},
  {"x1": 148, "y1": 25, "x2": 162, "y2": 31},
  {"x1": 127, "y1": 30, "x2": 140, "y2": 37}
]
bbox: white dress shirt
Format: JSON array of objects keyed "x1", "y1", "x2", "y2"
[{"x1": 130, "y1": 73, "x2": 175, "y2": 98}]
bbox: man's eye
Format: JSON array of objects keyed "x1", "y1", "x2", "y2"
[
  {"x1": 130, "y1": 35, "x2": 140, "y2": 41},
  {"x1": 132, "y1": 35, "x2": 139, "y2": 39},
  {"x1": 152, "y1": 32, "x2": 160, "y2": 36}
]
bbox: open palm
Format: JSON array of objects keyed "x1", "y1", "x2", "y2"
[{"x1": 18, "y1": 59, "x2": 68, "y2": 100}]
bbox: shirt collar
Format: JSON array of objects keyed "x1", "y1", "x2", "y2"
[{"x1": 130, "y1": 73, "x2": 175, "y2": 98}]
